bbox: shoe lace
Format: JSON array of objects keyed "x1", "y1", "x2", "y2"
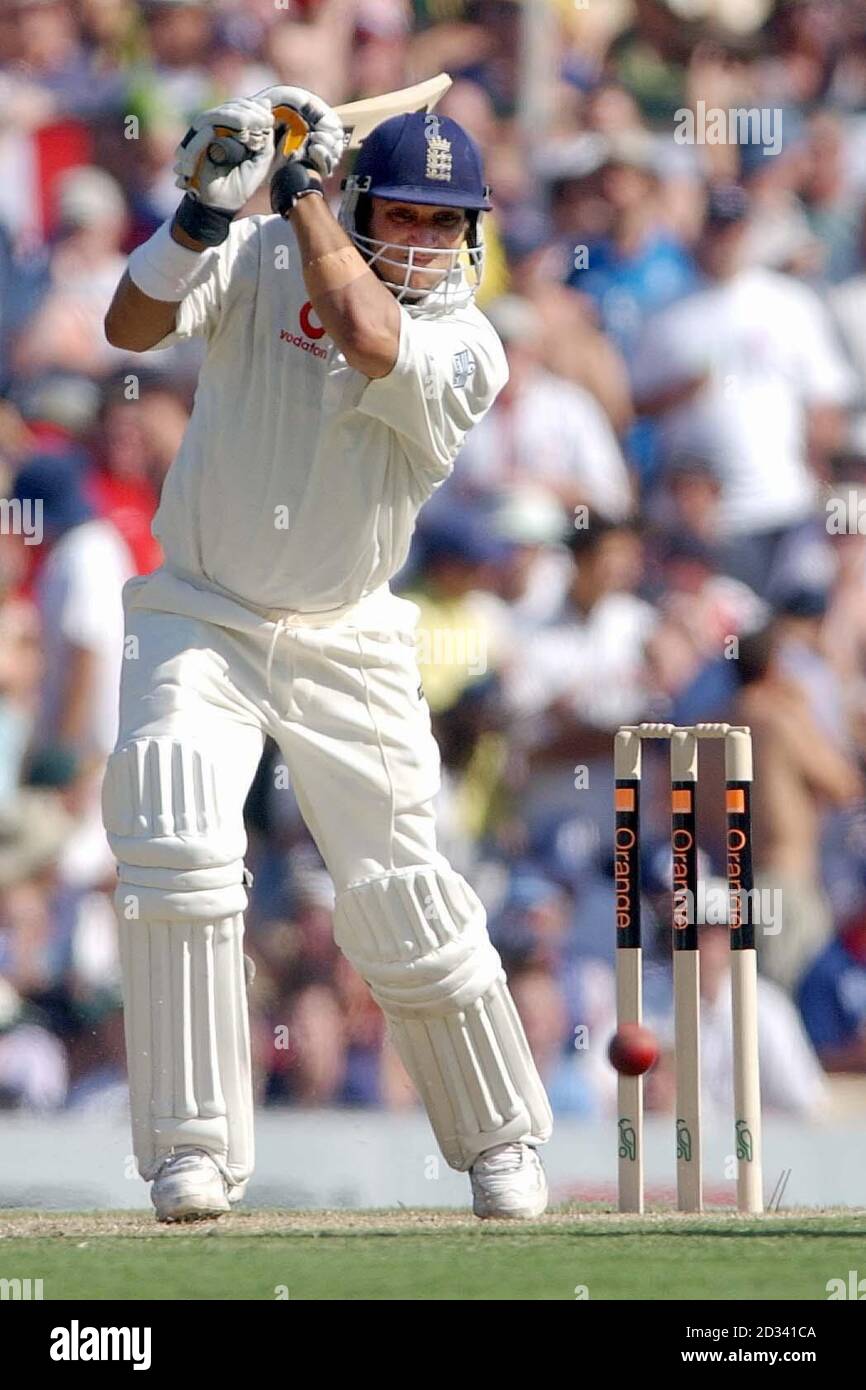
[
  {"x1": 159, "y1": 1147, "x2": 215, "y2": 1177},
  {"x1": 476, "y1": 1142, "x2": 526, "y2": 1174}
]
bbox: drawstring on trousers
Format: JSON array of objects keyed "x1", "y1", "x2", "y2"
[{"x1": 265, "y1": 616, "x2": 291, "y2": 710}]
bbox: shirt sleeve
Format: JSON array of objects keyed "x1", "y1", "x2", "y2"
[
  {"x1": 797, "y1": 959, "x2": 851, "y2": 1050},
  {"x1": 757, "y1": 981, "x2": 828, "y2": 1116},
  {"x1": 630, "y1": 307, "x2": 681, "y2": 398},
  {"x1": 790, "y1": 286, "x2": 858, "y2": 405},
  {"x1": 502, "y1": 628, "x2": 570, "y2": 720},
  {"x1": 148, "y1": 216, "x2": 261, "y2": 350},
  {"x1": 354, "y1": 305, "x2": 509, "y2": 490},
  {"x1": 564, "y1": 386, "x2": 633, "y2": 519},
  {"x1": 55, "y1": 526, "x2": 131, "y2": 651},
  {"x1": 630, "y1": 294, "x2": 719, "y2": 402}
]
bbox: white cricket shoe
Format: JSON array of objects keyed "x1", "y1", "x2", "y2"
[
  {"x1": 470, "y1": 1142, "x2": 548, "y2": 1220},
  {"x1": 151, "y1": 1148, "x2": 231, "y2": 1223}
]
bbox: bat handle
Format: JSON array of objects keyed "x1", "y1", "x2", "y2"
[
  {"x1": 205, "y1": 111, "x2": 310, "y2": 172},
  {"x1": 206, "y1": 136, "x2": 251, "y2": 170}
]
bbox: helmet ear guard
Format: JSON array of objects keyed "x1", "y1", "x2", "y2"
[
  {"x1": 466, "y1": 208, "x2": 482, "y2": 252},
  {"x1": 354, "y1": 191, "x2": 373, "y2": 241}
]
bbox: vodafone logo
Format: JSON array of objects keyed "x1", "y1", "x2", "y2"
[
  {"x1": 299, "y1": 301, "x2": 325, "y2": 340},
  {"x1": 279, "y1": 301, "x2": 328, "y2": 360}
]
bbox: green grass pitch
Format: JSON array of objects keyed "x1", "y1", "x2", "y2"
[{"x1": 2, "y1": 1208, "x2": 865, "y2": 1300}]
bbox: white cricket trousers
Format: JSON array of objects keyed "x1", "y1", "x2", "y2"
[{"x1": 102, "y1": 569, "x2": 552, "y2": 1193}]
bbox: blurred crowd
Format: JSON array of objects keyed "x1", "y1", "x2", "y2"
[{"x1": 2, "y1": 0, "x2": 866, "y2": 1140}]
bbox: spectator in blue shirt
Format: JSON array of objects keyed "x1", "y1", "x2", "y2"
[
  {"x1": 797, "y1": 909, "x2": 866, "y2": 1072},
  {"x1": 565, "y1": 130, "x2": 696, "y2": 363}
]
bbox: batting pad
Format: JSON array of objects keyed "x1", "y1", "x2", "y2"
[
  {"x1": 102, "y1": 737, "x2": 250, "y2": 924},
  {"x1": 333, "y1": 865, "x2": 553, "y2": 1170},
  {"x1": 118, "y1": 913, "x2": 254, "y2": 1190}
]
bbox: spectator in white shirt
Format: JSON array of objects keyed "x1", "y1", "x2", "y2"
[
  {"x1": 449, "y1": 294, "x2": 634, "y2": 521},
  {"x1": 12, "y1": 454, "x2": 132, "y2": 908},
  {"x1": 633, "y1": 185, "x2": 855, "y2": 597},
  {"x1": 483, "y1": 484, "x2": 573, "y2": 633},
  {"x1": 649, "y1": 914, "x2": 828, "y2": 1120},
  {"x1": 504, "y1": 517, "x2": 658, "y2": 829},
  {"x1": 12, "y1": 455, "x2": 132, "y2": 763},
  {"x1": 829, "y1": 205, "x2": 866, "y2": 405}
]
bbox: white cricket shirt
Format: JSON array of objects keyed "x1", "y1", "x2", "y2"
[
  {"x1": 38, "y1": 518, "x2": 133, "y2": 758},
  {"x1": 454, "y1": 369, "x2": 633, "y2": 520},
  {"x1": 631, "y1": 267, "x2": 856, "y2": 536},
  {"x1": 145, "y1": 214, "x2": 509, "y2": 614}
]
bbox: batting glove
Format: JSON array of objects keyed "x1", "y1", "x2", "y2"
[
  {"x1": 252, "y1": 85, "x2": 345, "y2": 180},
  {"x1": 173, "y1": 96, "x2": 275, "y2": 213}
]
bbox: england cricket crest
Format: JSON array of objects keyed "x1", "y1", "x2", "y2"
[
  {"x1": 676, "y1": 1117, "x2": 693, "y2": 1161},
  {"x1": 425, "y1": 113, "x2": 452, "y2": 181},
  {"x1": 735, "y1": 1119, "x2": 754, "y2": 1162},
  {"x1": 618, "y1": 1117, "x2": 637, "y2": 1161},
  {"x1": 452, "y1": 349, "x2": 476, "y2": 388}
]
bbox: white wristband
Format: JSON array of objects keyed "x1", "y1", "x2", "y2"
[{"x1": 127, "y1": 218, "x2": 217, "y2": 302}]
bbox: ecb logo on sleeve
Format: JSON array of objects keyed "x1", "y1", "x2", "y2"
[{"x1": 452, "y1": 349, "x2": 476, "y2": 389}]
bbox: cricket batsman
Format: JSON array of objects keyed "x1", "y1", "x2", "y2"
[{"x1": 102, "y1": 87, "x2": 552, "y2": 1222}]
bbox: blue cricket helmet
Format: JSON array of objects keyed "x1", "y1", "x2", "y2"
[
  {"x1": 339, "y1": 110, "x2": 491, "y2": 313},
  {"x1": 348, "y1": 111, "x2": 491, "y2": 210}
]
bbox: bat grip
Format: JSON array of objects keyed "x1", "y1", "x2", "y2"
[
  {"x1": 206, "y1": 116, "x2": 310, "y2": 171},
  {"x1": 206, "y1": 136, "x2": 251, "y2": 170}
]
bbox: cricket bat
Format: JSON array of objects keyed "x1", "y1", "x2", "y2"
[{"x1": 207, "y1": 73, "x2": 453, "y2": 171}]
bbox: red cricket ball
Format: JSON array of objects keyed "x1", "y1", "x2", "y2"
[{"x1": 607, "y1": 1023, "x2": 660, "y2": 1076}]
